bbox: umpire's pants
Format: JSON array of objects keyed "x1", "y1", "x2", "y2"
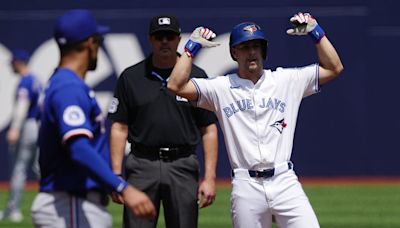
[{"x1": 123, "y1": 151, "x2": 199, "y2": 228}]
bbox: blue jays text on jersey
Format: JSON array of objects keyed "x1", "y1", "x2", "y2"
[{"x1": 223, "y1": 97, "x2": 286, "y2": 118}]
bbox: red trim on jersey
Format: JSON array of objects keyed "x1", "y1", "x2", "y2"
[{"x1": 62, "y1": 128, "x2": 93, "y2": 144}]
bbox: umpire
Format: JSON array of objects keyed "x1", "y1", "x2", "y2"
[{"x1": 108, "y1": 15, "x2": 218, "y2": 228}]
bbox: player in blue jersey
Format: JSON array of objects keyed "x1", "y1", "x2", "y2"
[
  {"x1": 0, "y1": 49, "x2": 41, "y2": 222},
  {"x1": 30, "y1": 9, "x2": 156, "y2": 228}
]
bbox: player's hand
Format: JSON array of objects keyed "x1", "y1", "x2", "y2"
[
  {"x1": 6, "y1": 129, "x2": 20, "y2": 145},
  {"x1": 198, "y1": 178, "x2": 216, "y2": 208},
  {"x1": 190, "y1": 27, "x2": 219, "y2": 48},
  {"x1": 185, "y1": 27, "x2": 220, "y2": 57},
  {"x1": 111, "y1": 191, "x2": 124, "y2": 204},
  {"x1": 286, "y1": 12, "x2": 318, "y2": 36},
  {"x1": 111, "y1": 174, "x2": 125, "y2": 204},
  {"x1": 122, "y1": 185, "x2": 156, "y2": 219}
]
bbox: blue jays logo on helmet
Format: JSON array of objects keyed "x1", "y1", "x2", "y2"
[
  {"x1": 229, "y1": 22, "x2": 268, "y2": 61},
  {"x1": 243, "y1": 24, "x2": 259, "y2": 33}
]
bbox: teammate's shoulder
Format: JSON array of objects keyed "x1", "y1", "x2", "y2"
[
  {"x1": 31, "y1": 74, "x2": 41, "y2": 82},
  {"x1": 24, "y1": 74, "x2": 42, "y2": 86},
  {"x1": 49, "y1": 71, "x2": 85, "y2": 93},
  {"x1": 52, "y1": 70, "x2": 79, "y2": 83},
  {"x1": 19, "y1": 75, "x2": 31, "y2": 85}
]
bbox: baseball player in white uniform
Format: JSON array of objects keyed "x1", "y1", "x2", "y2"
[{"x1": 168, "y1": 12, "x2": 344, "y2": 228}]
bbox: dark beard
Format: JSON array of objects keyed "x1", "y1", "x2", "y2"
[
  {"x1": 87, "y1": 46, "x2": 98, "y2": 71},
  {"x1": 88, "y1": 56, "x2": 97, "y2": 71}
]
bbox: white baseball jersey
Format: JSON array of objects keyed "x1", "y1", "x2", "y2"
[{"x1": 191, "y1": 64, "x2": 319, "y2": 170}]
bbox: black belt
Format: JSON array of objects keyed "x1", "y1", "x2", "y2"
[
  {"x1": 232, "y1": 162, "x2": 293, "y2": 178},
  {"x1": 132, "y1": 143, "x2": 196, "y2": 162}
]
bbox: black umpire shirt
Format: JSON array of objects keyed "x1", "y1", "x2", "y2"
[{"x1": 108, "y1": 54, "x2": 217, "y2": 148}]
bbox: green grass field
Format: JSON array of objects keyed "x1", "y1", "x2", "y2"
[{"x1": 1, "y1": 183, "x2": 400, "y2": 228}]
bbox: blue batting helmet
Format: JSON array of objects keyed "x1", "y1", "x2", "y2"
[{"x1": 229, "y1": 22, "x2": 268, "y2": 61}]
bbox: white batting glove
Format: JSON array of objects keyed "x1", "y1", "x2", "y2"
[
  {"x1": 184, "y1": 27, "x2": 220, "y2": 57},
  {"x1": 286, "y1": 12, "x2": 326, "y2": 43}
]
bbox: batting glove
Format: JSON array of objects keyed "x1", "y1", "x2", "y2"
[
  {"x1": 286, "y1": 12, "x2": 326, "y2": 43},
  {"x1": 185, "y1": 27, "x2": 219, "y2": 57}
]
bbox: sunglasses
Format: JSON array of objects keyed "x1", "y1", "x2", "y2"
[{"x1": 153, "y1": 32, "x2": 178, "y2": 41}]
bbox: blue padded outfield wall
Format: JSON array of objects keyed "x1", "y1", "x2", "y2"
[{"x1": 1, "y1": 0, "x2": 399, "y2": 180}]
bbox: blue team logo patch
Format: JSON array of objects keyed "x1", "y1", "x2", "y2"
[
  {"x1": 243, "y1": 24, "x2": 259, "y2": 33},
  {"x1": 63, "y1": 105, "x2": 85, "y2": 126},
  {"x1": 270, "y1": 118, "x2": 287, "y2": 134}
]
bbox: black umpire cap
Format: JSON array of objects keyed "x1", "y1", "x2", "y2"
[{"x1": 149, "y1": 15, "x2": 181, "y2": 35}]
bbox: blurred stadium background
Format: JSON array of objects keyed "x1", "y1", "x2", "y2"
[{"x1": 1, "y1": 0, "x2": 400, "y2": 227}]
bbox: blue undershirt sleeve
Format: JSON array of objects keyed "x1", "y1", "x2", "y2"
[{"x1": 68, "y1": 136, "x2": 128, "y2": 193}]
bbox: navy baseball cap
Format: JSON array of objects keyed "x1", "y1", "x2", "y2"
[
  {"x1": 11, "y1": 49, "x2": 30, "y2": 63},
  {"x1": 54, "y1": 9, "x2": 109, "y2": 46},
  {"x1": 149, "y1": 15, "x2": 181, "y2": 35}
]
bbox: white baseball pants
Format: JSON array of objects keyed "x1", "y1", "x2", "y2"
[
  {"x1": 31, "y1": 192, "x2": 112, "y2": 228},
  {"x1": 230, "y1": 168, "x2": 319, "y2": 228}
]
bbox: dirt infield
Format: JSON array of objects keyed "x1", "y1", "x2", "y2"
[{"x1": 1, "y1": 176, "x2": 399, "y2": 191}]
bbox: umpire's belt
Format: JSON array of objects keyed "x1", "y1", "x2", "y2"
[
  {"x1": 132, "y1": 143, "x2": 195, "y2": 161},
  {"x1": 232, "y1": 161, "x2": 293, "y2": 179}
]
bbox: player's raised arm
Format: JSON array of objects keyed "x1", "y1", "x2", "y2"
[
  {"x1": 168, "y1": 52, "x2": 197, "y2": 101},
  {"x1": 286, "y1": 12, "x2": 344, "y2": 85},
  {"x1": 168, "y1": 27, "x2": 219, "y2": 101}
]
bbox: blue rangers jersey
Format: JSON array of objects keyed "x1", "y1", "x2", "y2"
[
  {"x1": 38, "y1": 68, "x2": 113, "y2": 192},
  {"x1": 16, "y1": 74, "x2": 41, "y2": 119}
]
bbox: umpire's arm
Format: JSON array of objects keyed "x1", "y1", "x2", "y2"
[
  {"x1": 110, "y1": 121, "x2": 128, "y2": 177},
  {"x1": 198, "y1": 123, "x2": 218, "y2": 208}
]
